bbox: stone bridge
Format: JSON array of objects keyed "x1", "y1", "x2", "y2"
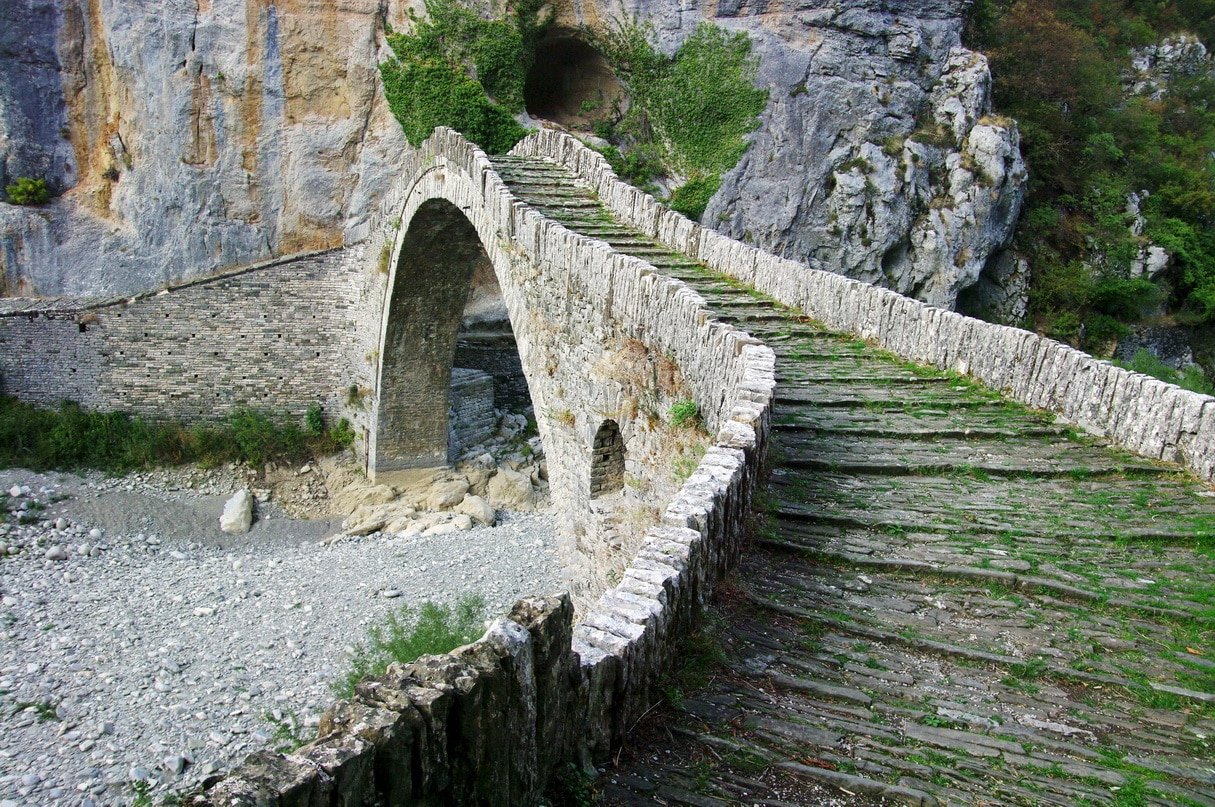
[{"x1": 2, "y1": 128, "x2": 1215, "y2": 804}]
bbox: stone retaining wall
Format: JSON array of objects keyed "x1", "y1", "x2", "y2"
[
  {"x1": 516, "y1": 130, "x2": 1215, "y2": 485},
  {"x1": 0, "y1": 250, "x2": 364, "y2": 423}
]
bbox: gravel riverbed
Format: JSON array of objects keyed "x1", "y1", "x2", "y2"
[{"x1": 0, "y1": 468, "x2": 567, "y2": 806}]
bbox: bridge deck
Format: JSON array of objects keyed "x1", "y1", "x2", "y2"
[{"x1": 493, "y1": 156, "x2": 1215, "y2": 806}]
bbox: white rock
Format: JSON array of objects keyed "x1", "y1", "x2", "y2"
[
  {"x1": 219, "y1": 490, "x2": 254, "y2": 534},
  {"x1": 487, "y1": 468, "x2": 536, "y2": 512},
  {"x1": 45, "y1": 545, "x2": 68, "y2": 561},
  {"x1": 8, "y1": 485, "x2": 21, "y2": 498}
]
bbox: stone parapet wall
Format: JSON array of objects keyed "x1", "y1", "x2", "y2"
[{"x1": 516, "y1": 129, "x2": 1215, "y2": 485}]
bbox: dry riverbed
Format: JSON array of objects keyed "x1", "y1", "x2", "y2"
[{"x1": 0, "y1": 466, "x2": 566, "y2": 806}]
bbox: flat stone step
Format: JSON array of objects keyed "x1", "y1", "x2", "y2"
[{"x1": 773, "y1": 433, "x2": 1167, "y2": 478}]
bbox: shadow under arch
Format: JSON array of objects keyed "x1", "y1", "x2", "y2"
[{"x1": 372, "y1": 197, "x2": 529, "y2": 477}]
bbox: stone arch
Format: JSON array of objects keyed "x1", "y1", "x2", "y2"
[
  {"x1": 589, "y1": 419, "x2": 626, "y2": 498},
  {"x1": 372, "y1": 197, "x2": 528, "y2": 477},
  {"x1": 524, "y1": 33, "x2": 622, "y2": 126}
]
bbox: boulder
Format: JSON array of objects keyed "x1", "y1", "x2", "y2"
[
  {"x1": 220, "y1": 490, "x2": 253, "y2": 534},
  {"x1": 427, "y1": 479, "x2": 471, "y2": 511},
  {"x1": 342, "y1": 505, "x2": 388, "y2": 536},
  {"x1": 457, "y1": 494, "x2": 496, "y2": 526},
  {"x1": 487, "y1": 468, "x2": 536, "y2": 512}
]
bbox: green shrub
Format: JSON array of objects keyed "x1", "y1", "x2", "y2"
[
  {"x1": 1116, "y1": 348, "x2": 1215, "y2": 395},
  {"x1": 328, "y1": 418, "x2": 356, "y2": 448},
  {"x1": 335, "y1": 595, "x2": 486, "y2": 698},
  {"x1": 590, "y1": 20, "x2": 767, "y2": 210},
  {"x1": 379, "y1": 0, "x2": 550, "y2": 153},
  {"x1": 5, "y1": 177, "x2": 49, "y2": 206},
  {"x1": 305, "y1": 403, "x2": 325, "y2": 438},
  {"x1": 668, "y1": 174, "x2": 720, "y2": 220},
  {"x1": 0, "y1": 397, "x2": 353, "y2": 473},
  {"x1": 668, "y1": 398, "x2": 701, "y2": 428}
]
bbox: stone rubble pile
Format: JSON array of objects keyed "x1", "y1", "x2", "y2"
[{"x1": 333, "y1": 409, "x2": 549, "y2": 542}]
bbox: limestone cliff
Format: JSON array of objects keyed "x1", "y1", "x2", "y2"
[
  {"x1": 0, "y1": 0, "x2": 409, "y2": 296},
  {"x1": 687, "y1": 0, "x2": 1026, "y2": 310},
  {"x1": 1, "y1": 0, "x2": 1024, "y2": 309}
]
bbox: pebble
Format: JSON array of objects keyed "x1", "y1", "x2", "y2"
[{"x1": 0, "y1": 467, "x2": 564, "y2": 804}]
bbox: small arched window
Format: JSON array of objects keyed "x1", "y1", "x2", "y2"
[{"x1": 590, "y1": 419, "x2": 625, "y2": 498}]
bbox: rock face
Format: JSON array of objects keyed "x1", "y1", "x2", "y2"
[
  {"x1": 697, "y1": 16, "x2": 1026, "y2": 310},
  {"x1": 2, "y1": 0, "x2": 1023, "y2": 310},
  {"x1": 0, "y1": 0, "x2": 408, "y2": 296}
]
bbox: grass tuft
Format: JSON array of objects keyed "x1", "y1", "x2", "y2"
[{"x1": 334, "y1": 595, "x2": 487, "y2": 699}]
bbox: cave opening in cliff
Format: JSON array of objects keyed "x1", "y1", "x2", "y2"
[
  {"x1": 374, "y1": 199, "x2": 537, "y2": 475},
  {"x1": 524, "y1": 34, "x2": 623, "y2": 127}
]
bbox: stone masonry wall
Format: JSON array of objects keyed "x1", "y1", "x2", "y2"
[
  {"x1": 200, "y1": 128, "x2": 776, "y2": 805},
  {"x1": 518, "y1": 130, "x2": 1215, "y2": 486},
  {"x1": 0, "y1": 249, "x2": 365, "y2": 425},
  {"x1": 447, "y1": 368, "x2": 496, "y2": 458}
]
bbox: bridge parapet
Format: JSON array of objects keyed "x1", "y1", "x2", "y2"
[
  {"x1": 515, "y1": 129, "x2": 1215, "y2": 485},
  {"x1": 202, "y1": 128, "x2": 776, "y2": 804}
]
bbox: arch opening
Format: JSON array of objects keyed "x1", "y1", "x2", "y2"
[
  {"x1": 374, "y1": 198, "x2": 534, "y2": 476},
  {"x1": 523, "y1": 35, "x2": 623, "y2": 127},
  {"x1": 589, "y1": 419, "x2": 626, "y2": 498}
]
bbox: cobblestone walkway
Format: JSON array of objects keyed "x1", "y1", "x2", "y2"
[{"x1": 494, "y1": 155, "x2": 1215, "y2": 806}]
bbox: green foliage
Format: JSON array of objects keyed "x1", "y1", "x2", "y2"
[
  {"x1": 597, "y1": 142, "x2": 665, "y2": 191},
  {"x1": 334, "y1": 595, "x2": 486, "y2": 698},
  {"x1": 668, "y1": 398, "x2": 701, "y2": 428},
  {"x1": 129, "y1": 781, "x2": 153, "y2": 807},
  {"x1": 1115, "y1": 348, "x2": 1215, "y2": 394},
  {"x1": 590, "y1": 20, "x2": 767, "y2": 220},
  {"x1": 668, "y1": 174, "x2": 720, "y2": 220},
  {"x1": 305, "y1": 403, "x2": 325, "y2": 438},
  {"x1": 328, "y1": 417, "x2": 356, "y2": 448},
  {"x1": 5, "y1": 177, "x2": 49, "y2": 205},
  {"x1": 379, "y1": 0, "x2": 550, "y2": 153},
  {"x1": 969, "y1": 0, "x2": 1215, "y2": 351},
  {"x1": 0, "y1": 397, "x2": 352, "y2": 473}
]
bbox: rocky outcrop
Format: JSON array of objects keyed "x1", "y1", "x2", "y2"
[
  {"x1": 699, "y1": 15, "x2": 1027, "y2": 310},
  {"x1": 0, "y1": 0, "x2": 408, "y2": 296},
  {"x1": 1129, "y1": 34, "x2": 1214, "y2": 99}
]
